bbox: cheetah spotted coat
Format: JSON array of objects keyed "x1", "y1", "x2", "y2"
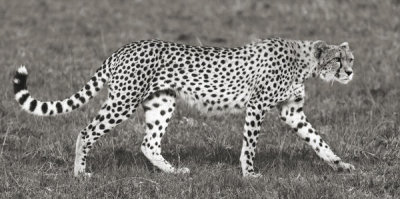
[{"x1": 14, "y1": 38, "x2": 355, "y2": 177}]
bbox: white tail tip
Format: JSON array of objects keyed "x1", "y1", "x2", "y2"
[{"x1": 17, "y1": 65, "x2": 28, "y2": 74}]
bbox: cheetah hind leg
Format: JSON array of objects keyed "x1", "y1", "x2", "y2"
[
  {"x1": 74, "y1": 99, "x2": 132, "y2": 177},
  {"x1": 141, "y1": 91, "x2": 189, "y2": 174}
]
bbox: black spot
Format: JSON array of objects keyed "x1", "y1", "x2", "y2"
[
  {"x1": 160, "y1": 110, "x2": 166, "y2": 116},
  {"x1": 99, "y1": 124, "x2": 105, "y2": 130},
  {"x1": 79, "y1": 97, "x2": 86, "y2": 104},
  {"x1": 253, "y1": 130, "x2": 259, "y2": 136},
  {"x1": 297, "y1": 122, "x2": 304, "y2": 129},
  {"x1": 334, "y1": 160, "x2": 340, "y2": 164},
  {"x1": 41, "y1": 103, "x2": 48, "y2": 114},
  {"x1": 18, "y1": 93, "x2": 29, "y2": 105},
  {"x1": 67, "y1": 99, "x2": 74, "y2": 106},
  {"x1": 147, "y1": 123, "x2": 153, "y2": 130},
  {"x1": 247, "y1": 131, "x2": 252, "y2": 137},
  {"x1": 243, "y1": 136, "x2": 248, "y2": 146},
  {"x1": 143, "y1": 106, "x2": 151, "y2": 112},
  {"x1": 294, "y1": 98, "x2": 302, "y2": 102},
  {"x1": 29, "y1": 100, "x2": 37, "y2": 112},
  {"x1": 56, "y1": 102, "x2": 63, "y2": 113},
  {"x1": 305, "y1": 137, "x2": 310, "y2": 142},
  {"x1": 246, "y1": 160, "x2": 252, "y2": 166}
]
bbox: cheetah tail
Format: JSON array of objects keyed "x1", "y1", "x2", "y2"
[{"x1": 13, "y1": 65, "x2": 109, "y2": 116}]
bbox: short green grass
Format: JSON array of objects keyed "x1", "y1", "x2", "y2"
[{"x1": 1, "y1": 0, "x2": 400, "y2": 198}]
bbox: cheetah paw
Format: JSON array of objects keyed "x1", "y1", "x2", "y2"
[
  {"x1": 243, "y1": 172, "x2": 263, "y2": 178},
  {"x1": 83, "y1": 172, "x2": 93, "y2": 178},
  {"x1": 74, "y1": 172, "x2": 92, "y2": 179},
  {"x1": 331, "y1": 161, "x2": 355, "y2": 172},
  {"x1": 174, "y1": 167, "x2": 190, "y2": 174}
]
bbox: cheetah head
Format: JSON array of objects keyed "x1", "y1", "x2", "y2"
[{"x1": 315, "y1": 41, "x2": 354, "y2": 84}]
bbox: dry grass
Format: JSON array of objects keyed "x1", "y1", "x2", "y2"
[{"x1": 0, "y1": 0, "x2": 399, "y2": 198}]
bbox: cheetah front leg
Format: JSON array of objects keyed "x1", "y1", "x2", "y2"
[
  {"x1": 240, "y1": 102, "x2": 266, "y2": 177},
  {"x1": 279, "y1": 97, "x2": 355, "y2": 171}
]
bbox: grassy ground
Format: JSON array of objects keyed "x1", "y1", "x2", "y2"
[{"x1": 1, "y1": 0, "x2": 400, "y2": 198}]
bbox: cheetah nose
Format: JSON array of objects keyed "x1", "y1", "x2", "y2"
[{"x1": 345, "y1": 70, "x2": 352, "y2": 76}]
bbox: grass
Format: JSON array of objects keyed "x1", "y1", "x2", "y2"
[{"x1": 1, "y1": 0, "x2": 400, "y2": 198}]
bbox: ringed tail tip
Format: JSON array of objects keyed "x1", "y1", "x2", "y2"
[
  {"x1": 17, "y1": 65, "x2": 28, "y2": 75},
  {"x1": 14, "y1": 65, "x2": 28, "y2": 94}
]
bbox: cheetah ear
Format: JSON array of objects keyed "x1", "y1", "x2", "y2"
[
  {"x1": 313, "y1": 40, "x2": 328, "y2": 59},
  {"x1": 340, "y1": 42, "x2": 349, "y2": 50}
]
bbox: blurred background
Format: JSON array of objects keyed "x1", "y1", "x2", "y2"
[
  {"x1": 0, "y1": 0, "x2": 399, "y2": 198},
  {"x1": 1, "y1": 0, "x2": 399, "y2": 103}
]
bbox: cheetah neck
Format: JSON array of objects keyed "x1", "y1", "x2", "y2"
[{"x1": 293, "y1": 40, "x2": 319, "y2": 83}]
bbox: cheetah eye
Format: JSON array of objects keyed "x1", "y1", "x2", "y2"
[{"x1": 349, "y1": 58, "x2": 354, "y2": 62}]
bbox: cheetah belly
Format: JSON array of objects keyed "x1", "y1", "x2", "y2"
[{"x1": 176, "y1": 89, "x2": 250, "y2": 115}]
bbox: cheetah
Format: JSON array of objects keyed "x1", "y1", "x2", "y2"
[{"x1": 13, "y1": 38, "x2": 355, "y2": 177}]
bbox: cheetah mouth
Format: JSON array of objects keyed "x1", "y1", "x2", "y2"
[{"x1": 337, "y1": 77, "x2": 352, "y2": 84}]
